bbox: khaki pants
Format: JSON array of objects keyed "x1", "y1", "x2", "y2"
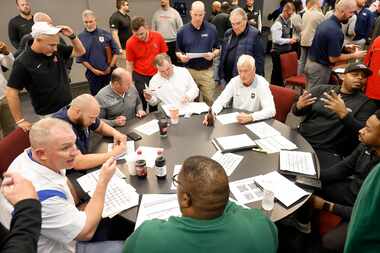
[
  {"x1": 187, "y1": 68, "x2": 215, "y2": 106},
  {"x1": 0, "y1": 97, "x2": 15, "y2": 139}
]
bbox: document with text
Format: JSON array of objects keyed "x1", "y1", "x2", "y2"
[
  {"x1": 280, "y1": 151, "x2": 316, "y2": 176},
  {"x1": 245, "y1": 122, "x2": 281, "y2": 139},
  {"x1": 134, "y1": 119, "x2": 159, "y2": 136},
  {"x1": 229, "y1": 177, "x2": 264, "y2": 204},
  {"x1": 255, "y1": 135, "x2": 297, "y2": 153},
  {"x1": 211, "y1": 151, "x2": 243, "y2": 176},
  {"x1": 216, "y1": 112, "x2": 239, "y2": 125}
]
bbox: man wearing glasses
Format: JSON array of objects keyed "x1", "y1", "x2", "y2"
[{"x1": 123, "y1": 156, "x2": 278, "y2": 253}]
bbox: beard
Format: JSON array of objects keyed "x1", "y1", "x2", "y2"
[{"x1": 21, "y1": 9, "x2": 31, "y2": 16}]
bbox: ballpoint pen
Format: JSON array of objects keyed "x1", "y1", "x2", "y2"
[{"x1": 252, "y1": 148, "x2": 267, "y2": 154}]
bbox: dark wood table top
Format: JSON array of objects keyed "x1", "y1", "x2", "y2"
[{"x1": 92, "y1": 111, "x2": 318, "y2": 222}]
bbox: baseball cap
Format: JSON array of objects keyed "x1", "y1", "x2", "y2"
[
  {"x1": 31, "y1": 22, "x2": 62, "y2": 38},
  {"x1": 344, "y1": 62, "x2": 373, "y2": 77}
]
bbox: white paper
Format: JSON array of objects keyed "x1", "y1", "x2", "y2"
[
  {"x1": 162, "y1": 102, "x2": 209, "y2": 117},
  {"x1": 186, "y1": 52, "x2": 206, "y2": 59},
  {"x1": 215, "y1": 134, "x2": 256, "y2": 151},
  {"x1": 77, "y1": 168, "x2": 139, "y2": 218},
  {"x1": 245, "y1": 122, "x2": 281, "y2": 139},
  {"x1": 216, "y1": 112, "x2": 239, "y2": 125},
  {"x1": 229, "y1": 177, "x2": 264, "y2": 204},
  {"x1": 255, "y1": 135, "x2": 297, "y2": 154},
  {"x1": 334, "y1": 67, "x2": 345, "y2": 74},
  {"x1": 254, "y1": 171, "x2": 310, "y2": 207},
  {"x1": 211, "y1": 151, "x2": 243, "y2": 176},
  {"x1": 280, "y1": 151, "x2": 316, "y2": 176},
  {"x1": 170, "y1": 164, "x2": 182, "y2": 190},
  {"x1": 135, "y1": 194, "x2": 181, "y2": 229},
  {"x1": 134, "y1": 119, "x2": 159, "y2": 136}
]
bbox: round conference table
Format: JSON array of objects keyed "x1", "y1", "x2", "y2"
[{"x1": 91, "y1": 110, "x2": 318, "y2": 223}]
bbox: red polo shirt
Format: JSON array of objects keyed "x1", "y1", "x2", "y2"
[{"x1": 126, "y1": 31, "x2": 168, "y2": 76}]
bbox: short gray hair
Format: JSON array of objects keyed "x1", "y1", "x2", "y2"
[
  {"x1": 237, "y1": 54, "x2": 256, "y2": 70},
  {"x1": 153, "y1": 53, "x2": 171, "y2": 67},
  {"x1": 191, "y1": 1, "x2": 205, "y2": 12},
  {"x1": 82, "y1": 9, "x2": 96, "y2": 19},
  {"x1": 29, "y1": 118, "x2": 73, "y2": 148},
  {"x1": 230, "y1": 7, "x2": 248, "y2": 21}
]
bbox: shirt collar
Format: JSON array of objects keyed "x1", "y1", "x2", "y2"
[{"x1": 190, "y1": 22, "x2": 205, "y2": 31}]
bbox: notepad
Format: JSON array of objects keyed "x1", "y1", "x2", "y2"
[
  {"x1": 216, "y1": 112, "x2": 239, "y2": 125},
  {"x1": 213, "y1": 134, "x2": 256, "y2": 153}
]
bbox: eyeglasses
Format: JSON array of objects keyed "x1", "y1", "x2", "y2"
[{"x1": 172, "y1": 173, "x2": 180, "y2": 187}]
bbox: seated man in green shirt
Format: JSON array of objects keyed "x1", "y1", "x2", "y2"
[{"x1": 124, "y1": 156, "x2": 278, "y2": 253}]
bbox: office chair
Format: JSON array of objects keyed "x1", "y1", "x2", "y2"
[
  {"x1": 0, "y1": 127, "x2": 30, "y2": 176},
  {"x1": 280, "y1": 51, "x2": 306, "y2": 92},
  {"x1": 269, "y1": 85, "x2": 297, "y2": 123}
]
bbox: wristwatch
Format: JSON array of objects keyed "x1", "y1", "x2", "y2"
[
  {"x1": 323, "y1": 201, "x2": 335, "y2": 212},
  {"x1": 68, "y1": 33, "x2": 77, "y2": 40}
]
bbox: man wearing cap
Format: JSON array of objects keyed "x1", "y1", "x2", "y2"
[
  {"x1": 5, "y1": 22, "x2": 86, "y2": 131},
  {"x1": 293, "y1": 62, "x2": 378, "y2": 171}
]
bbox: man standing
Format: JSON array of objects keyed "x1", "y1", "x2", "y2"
[
  {"x1": 270, "y1": 2, "x2": 297, "y2": 86},
  {"x1": 144, "y1": 53, "x2": 199, "y2": 107},
  {"x1": 152, "y1": 0, "x2": 183, "y2": 65},
  {"x1": 204, "y1": 55, "x2": 275, "y2": 125},
  {"x1": 8, "y1": 0, "x2": 33, "y2": 49},
  {"x1": 78, "y1": 10, "x2": 119, "y2": 95},
  {"x1": 0, "y1": 118, "x2": 123, "y2": 253},
  {"x1": 53, "y1": 94, "x2": 127, "y2": 171},
  {"x1": 126, "y1": 16, "x2": 168, "y2": 111},
  {"x1": 352, "y1": 0, "x2": 374, "y2": 48},
  {"x1": 123, "y1": 156, "x2": 278, "y2": 253},
  {"x1": 299, "y1": 0, "x2": 324, "y2": 74},
  {"x1": 96, "y1": 68, "x2": 146, "y2": 127},
  {"x1": 219, "y1": 8, "x2": 265, "y2": 85},
  {"x1": 109, "y1": 0, "x2": 132, "y2": 56},
  {"x1": 244, "y1": 0, "x2": 260, "y2": 28},
  {"x1": 209, "y1": 1, "x2": 222, "y2": 22},
  {"x1": 5, "y1": 22, "x2": 85, "y2": 131},
  {"x1": 176, "y1": 1, "x2": 219, "y2": 106},
  {"x1": 0, "y1": 42, "x2": 15, "y2": 139},
  {"x1": 293, "y1": 63, "x2": 378, "y2": 170},
  {"x1": 305, "y1": 0, "x2": 366, "y2": 90}
]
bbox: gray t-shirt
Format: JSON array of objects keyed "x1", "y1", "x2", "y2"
[{"x1": 151, "y1": 7, "x2": 183, "y2": 42}]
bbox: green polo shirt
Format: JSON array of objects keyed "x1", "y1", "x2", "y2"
[{"x1": 124, "y1": 201, "x2": 278, "y2": 253}]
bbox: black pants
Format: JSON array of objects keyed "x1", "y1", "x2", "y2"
[
  {"x1": 132, "y1": 71, "x2": 157, "y2": 112},
  {"x1": 86, "y1": 70, "x2": 112, "y2": 96},
  {"x1": 271, "y1": 50, "x2": 284, "y2": 86},
  {"x1": 166, "y1": 41, "x2": 178, "y2": 66}
]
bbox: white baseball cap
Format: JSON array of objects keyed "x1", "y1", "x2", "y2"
[{"x1": 31, "y1": 22, "x2": 62, "y2": 38}]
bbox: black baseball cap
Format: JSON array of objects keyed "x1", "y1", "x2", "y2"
[{"x1": 344, "y1": 62, "x2": 372, "y2": 77}]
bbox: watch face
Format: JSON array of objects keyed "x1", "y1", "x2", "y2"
[{"x1": 323, "y1": 202, "x2": 330, "y2": 211}]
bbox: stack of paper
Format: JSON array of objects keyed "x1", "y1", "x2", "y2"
[
  {"x1": 255, "y1": 135, "x2": 297, "y2": 154},
  {"x1": 211, "y1": 151, "x2": 243, "y2": 176},
  {"x1": 229, "y1": 177, "x2": 264, "y2": 204},
  {"x1": 254, "y1": 171, "x2": 310, "y2": 207},
  {"x1": 280, "y1": 151, "x2": 316, "y2": 176},
  {"x1": 245, "y1": 122, "x2": 281, "y2": 138},
  {"x1": 135, "y1": 194, "x2": 181, "y2": 229},
  {"x1": 134, "y1": 120, "x2": 159, "y2": 135},
  {"x1": 216, "y1": 112, "x2": 239, "y2": 125},
  {"x1": 77, "y1": 168, "x2": 139, "y2": 218},
  {"x1": 213, "y1": 134, "x2": 256, "y2": 153}
]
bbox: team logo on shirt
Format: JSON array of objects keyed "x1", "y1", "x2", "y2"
[
  {"x1": 99, "y1": 36, "x2": 105, "y2": 43},
  {"x1": 251, "y1": 93, "x2": 255, "y2": 99},
  {"x1": 201, "y1": 33, "x2": 208, "y2": 38}
]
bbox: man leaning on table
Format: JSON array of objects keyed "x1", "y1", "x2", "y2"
[
  {"x1": 203, "y1": 54, "x2": 276, "y2": 125},
  {"x1": 123, "y1": 156, "x2": 278, "y2": 253},
  {"x1": 144, "y1": 53, "x2": 199, "y2": 107}
]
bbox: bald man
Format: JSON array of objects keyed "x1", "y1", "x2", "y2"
[
  {"x1": 96, "y1": 67, "x2": 146, "y2": 127},
  {"x1": 124, "y1": 156, "x2": 278, "y2": 253},
  {"x1": 0, "y1": 118, "x2": 122, "y2": 252},
  {"x1": 209, "y1": 1, "x2": 222, "y2": 22},
  {"x1": 53, "y1": 94, "x2": 126, "y2": 170}
]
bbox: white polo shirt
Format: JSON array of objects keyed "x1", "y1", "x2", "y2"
[
  {"x1": 211, "y1": 74, "x2": 276, "y2": 121},
  {"x1": 147, "y1": 66, "x2": 199, "y2": 106},
  {"x1": 0, "y1": 148, "x2": 87, "y2": 253}
]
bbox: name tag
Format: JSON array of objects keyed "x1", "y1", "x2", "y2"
[
  {"x1": 201, "y1": 33, "x2": 208, "y2": 38},
  {"x1": 251, "y1": 93, "x2": 255, "y2": 99},
  {"x1": 99, "y1": 36, "x2": 105, "y2": 43}
]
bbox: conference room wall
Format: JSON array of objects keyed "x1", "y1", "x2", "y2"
[{"x1": 0, "y1": 0, "x2": 275, "y2": 84}]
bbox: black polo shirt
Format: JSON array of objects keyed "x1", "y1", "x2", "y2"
[
  {"x1": 8, "y1": 43, "x2": 73, "y2": 115},
  {"x1": 308, "y1": 15, "x2": 344, "y2": 66},
  {"x1": 8, "y1": 15, "x2": 33, "y2": 49},
  {"x1": 109, "y1": 11, "x2": 132, "y2": 49},
  {"x1": 176, "y1": 21, "x2": 218, "y2": 70}
]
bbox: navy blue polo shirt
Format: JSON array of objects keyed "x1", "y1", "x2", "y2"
[
  {"x1": 53, "y1": 106, "x2": 101, "y2": 154},
  {"x1": 176, "y1": 21, "x2": 218, "y2": 70},
  {"x1": 309, "y1": 15, "x2": 344, "y2": 66},
  {"x1": 77, "y1": 28, "x2": 119, "y2": 71},
  {"x1": 354, "y1": 8, "x2": 374, "y2": 41}
]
